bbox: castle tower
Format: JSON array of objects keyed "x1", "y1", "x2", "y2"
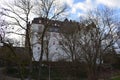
[{"x1": 31, "y1": 19, "x2": 44, "y2": 61}]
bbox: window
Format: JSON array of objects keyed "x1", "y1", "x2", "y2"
[
  {"x1": 59, "y1": 41, "x2": 62, "y2": 45},
  {"x1": 38, "y1": 47, "x2": 40, "y2": 50},
  {"x1": 53, "y1": 41, "x2": 55, "y2": 45}
]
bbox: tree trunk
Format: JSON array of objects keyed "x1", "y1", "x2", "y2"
[
  {"x1": 37, "y1": 24, "x2": 47, "y2": 80},
  {"x1": 18, "y1": 65, "x2": 24, "y2": 80},
  {"x1": 87, "y1": 66, "x2": 98, "y2": 80},
  {"x1": 25, "y1": 22, "x2": 33, "y2": 80}
]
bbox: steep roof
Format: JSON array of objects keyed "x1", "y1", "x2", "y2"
[{"x1": 31, "y1": 17, "x2": 80, "y2": 33}]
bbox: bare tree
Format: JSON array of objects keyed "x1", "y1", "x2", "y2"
[
  {"x1": 77, "y1": 7, "x2": 120, "y2": 80},
  {"x1": 0, "y1": 0, "x2": 67, "y2": 79},
  {"x1": 59, "y1": 20, "x2": 80, "y2": 62},
  {"x1": 0, "y1": 0, "x2": 35, "y2": 80},
  {"x1": 34, "y1": 0, "x2": 67, "y2": 79},
  {"x1": 58, "y1": 6, "x2": 119, "y2": 80},
  {"x1": 0, "y1": 10, "x2": 26, "y2": 80},
  {"x1": 35, "y1": 0, "x2": 67, "y2": 20},
  {"x1": 0, "y1": 0, "x2": 34, "y2": 44},
  {"x1": 0, "y1": 10, "x2": 7, "y2": 42}
]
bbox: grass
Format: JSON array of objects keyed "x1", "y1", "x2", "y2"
[
  {"x1": 111, "y1": 76, "x2": 120, "y2": 80},
  {"x1": 6, "y1": 66, "x2": 87, "y2": 80}
]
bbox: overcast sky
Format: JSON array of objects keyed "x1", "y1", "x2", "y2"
[
  {"x1": 0, "y1": 0, "x2": 120, "y2": 45},
  {"x1": 0, "y1": 0, "x2": 120, "y2": 20},
  {"x1": 58, "y1": 0, "x2": 120, "y2": 20}
]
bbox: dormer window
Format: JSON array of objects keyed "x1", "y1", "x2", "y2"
[
  {"x1": 53, "y1": 41, "x2": 55, "y2": 45},
  {"x1": 38, "y1": 47, "x2": 40, "y2": 50}
]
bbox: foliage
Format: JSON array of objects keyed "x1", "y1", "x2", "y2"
[{"x1": 111, "y1": 76, "x2": 120, "y2": 80}]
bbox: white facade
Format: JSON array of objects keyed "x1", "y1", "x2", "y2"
[
  {"x1": 30, "y1": 18, "x2": 120, "y2": 62},
  {"x1": 31, "y1": 23, "x2": 42, "y2": 61},
  {"x1": 31, "y1": 23, "x2": 67, "y2": 61}
]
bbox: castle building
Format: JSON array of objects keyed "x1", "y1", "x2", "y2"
[{"x1": 31, "y1": 17, "x2": 69, "y2": 61}]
